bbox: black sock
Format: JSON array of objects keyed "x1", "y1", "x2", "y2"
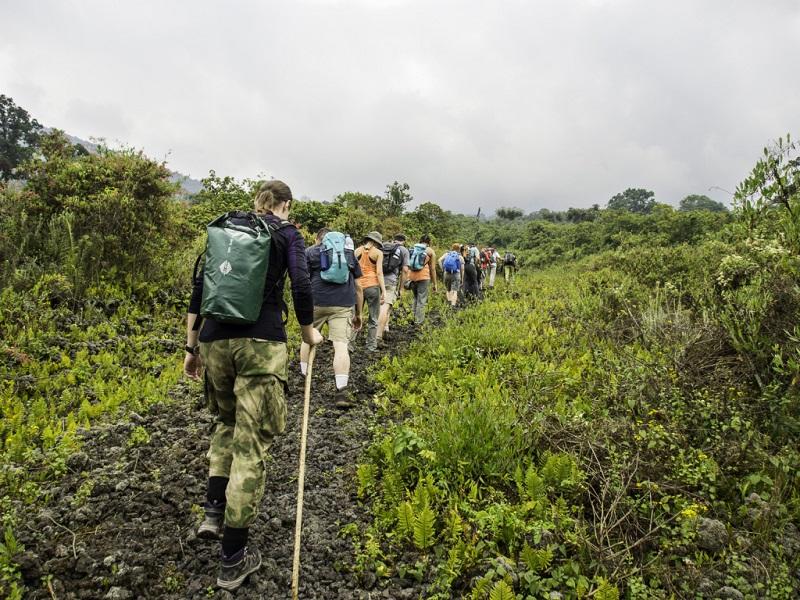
[
  {"x1": 206, "y1": 476, "x2": 228, "y2": 508},
  {"x1": 221, "y1": 526, "x2": 248, "y2": 559}
]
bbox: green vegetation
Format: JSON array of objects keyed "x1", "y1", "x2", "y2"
[
  {"x1": 680, "y1": 194, "x2": 728, "y2": 213},
  {"x1": 0, "y1": 122, "x2": 190, "y2": 598},
  {"x1": 0, "y1": 94, "x2": 43, "y2": 182},
  {"x1": 0, "y1": 94, "x2": 795, "y2": 597},
  {"x1": 349, "y1": 139, "x2": 800, "y2": 597}
]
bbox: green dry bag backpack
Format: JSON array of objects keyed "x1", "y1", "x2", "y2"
[{"x1": 199, "y1": 211, "x2": 276, "y2": 324}]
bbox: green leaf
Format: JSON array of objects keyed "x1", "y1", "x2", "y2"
[
  {"x1": 519, "y1": 543, "x2": 552, "y2": 572},
  {"x1": 595, "y1": 577, "x2": 620, "y2": 600},
  {"x1": 413, "y1": 481, "x2": 430, "y2": 511},
  {"x1": 489, "y1": 580, "x2": 516, "y2": 600},
  {"x1": 524, "y1": 466, "x2": 545, "y2": 501},
  {"x1": 413, "y1": 505, "x2": 436, "y2": 550},
  {"x1": 397, "y1": 501, "x2": 415, "y2": 537}
]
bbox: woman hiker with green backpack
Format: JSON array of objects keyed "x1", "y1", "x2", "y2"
[{"x1": 184, "y1": 180, "x2": 323, "y2": 591}]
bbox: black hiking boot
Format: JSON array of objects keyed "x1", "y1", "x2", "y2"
[
  {"x1": 334, "y1": 387, "x2": 355, "y2": 409},
  {"x1": 197, "y1": 505, "x2": 224, "y2": 540},
  {"x1": 217, "y1": 546, "x2": 262, "y2": 591}
]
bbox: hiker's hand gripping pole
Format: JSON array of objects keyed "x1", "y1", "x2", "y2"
[{"x1": 292, "y1": 344, "x2": 316, "y2": 600}]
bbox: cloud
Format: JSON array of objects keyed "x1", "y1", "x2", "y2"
[{"x1": 1, "y1": 0, "x2": 798, "y2": 212}]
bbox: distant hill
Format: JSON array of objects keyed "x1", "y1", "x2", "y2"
[{"x1": 60, "y1": 131, "x2": 204, "y2": 197}]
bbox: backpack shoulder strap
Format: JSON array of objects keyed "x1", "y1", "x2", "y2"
[
  {"x1": 268, "y1": 219, "x2": 293, "y2": 232},
  {"x1": 192, "y1": 252, "x2": 205, "y2": 284}
]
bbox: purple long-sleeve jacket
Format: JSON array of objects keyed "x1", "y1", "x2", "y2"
[{"x1": 188, "y1": 213, "x2": 314, "y2": 343}]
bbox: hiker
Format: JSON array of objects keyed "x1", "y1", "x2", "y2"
[
  {"x1": 354, "y1": 231, "x2": 386, "y2": 352},
  {"x1": 377, "y1": 233, "x2": 409, "y2": 342},
  {"x1": 300, "y1": 228, "x2": 363, "y2": 408},
  {"x1": 503, "y1": 250, "x2": 517, "y2": 283},
  {"x1": 466, "y1": 242, "x2": 484, "y2": 290},
  {"x1": 488, "y1": 247, "x2": 500, "y2": 288},
  {"x1": 438, "y1": 243, "x2": 464, "y2": 308},
  {"x1": 462, "y1": 243, "x2": 481, "y2": 301},
  {"x1": 184, "y1": 180, "x2": 323, "y2": 591},
  {"x1": 479, "y1": 247, "x2": 492, "y2": 287},
  {"x1": 405, "y1": 234, "x2": 437, "y2": 325}
]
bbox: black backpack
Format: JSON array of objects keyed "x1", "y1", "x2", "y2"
[
  {"x1": 504, "y1": 252, "x2": 516, "y2": 266},
  {"x1": 382, "y1": 242, "x2": 402, "y2": 275}
]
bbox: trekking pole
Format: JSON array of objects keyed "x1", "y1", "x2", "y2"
[{"x1": 291, "y1": 345, "x2": 316, "y2": 600}]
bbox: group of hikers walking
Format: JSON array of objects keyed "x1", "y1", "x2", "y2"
[
  {"x1": 182, "y1": 180, "x2": 518, "y2": 590},
  {"x1": 439, "y1": 242, "x2": 516, "y2": 307}
]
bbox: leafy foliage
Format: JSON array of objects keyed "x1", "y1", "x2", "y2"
[
  {"x1": 0, "y1": 94, "x2": 42, "y2": 182},
  {"x1": 185, "y1": 170, "x2": 254, "y2": 231},
  {"x1": 679, "y1": 193, "x2": 728, "y2": 212},
  {"x1": 489, "y1": 580, "x2": 515, "y2": 600},
  {"x1": 413, "y1": 505, "x2": 436, "y2": 550},
  {"x1": 350, "y1": 138, "x2": 800, "y2": 599},
  {"x1": 607, "y1": 187, "x2": 656, "y2": 213},
  {"x1": 495, "y1": 207, "x2": 524, "y2": 220},
  {"x1": 2, "y1": 130, "x2": 187, "y2": 294}
]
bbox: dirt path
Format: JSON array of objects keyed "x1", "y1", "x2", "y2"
[{"x1": 16, "y1": 318, "x2": 426, "y2": 599}]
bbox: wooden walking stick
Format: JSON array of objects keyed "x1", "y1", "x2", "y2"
[{"x1": 291, "y1": 345, "x2": 316, "y2": 600}]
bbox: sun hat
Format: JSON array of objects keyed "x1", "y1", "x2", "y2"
[{"x1": 364, "y1": 231, "x2": 383, "y2": 246}]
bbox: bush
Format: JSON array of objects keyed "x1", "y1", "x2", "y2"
[{"x1": 5, "y1": 130, "x2": 186, "y2": 295}]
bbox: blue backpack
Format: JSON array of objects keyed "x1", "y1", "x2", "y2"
[
  {"x1": 320, "y1": 231, "x2": 349, "y2": 284},
  {"x1": 408, "y1": 243, "x2": 428, "y2": 271},
  {"x1": 443, "y1": 251, "x2": 461, "y2": 273}
]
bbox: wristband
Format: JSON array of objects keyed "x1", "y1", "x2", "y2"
[{"x1": 185, "y1": 345, "x2": 199, "y2": 355}]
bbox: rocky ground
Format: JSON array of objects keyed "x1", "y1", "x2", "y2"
[{"x1": 15, "y1": 314, "x2": 427, "y2": 599}]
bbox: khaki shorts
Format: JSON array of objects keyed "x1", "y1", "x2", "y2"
[
  {"x1": 312, "y1": 305, "x2": 353, "y2": 344},
  {"x1": 384, "y1": 286, "x2": 398, "y2": 305}
]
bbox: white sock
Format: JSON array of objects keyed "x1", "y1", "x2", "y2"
[
  {"x1": 335, "y1": 374, "x2": 349, "y2": 390},
  {"x1": 300, "y1": 361, "x2": 307, "y2": 375}
]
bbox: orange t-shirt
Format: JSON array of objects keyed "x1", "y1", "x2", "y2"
[{"x1": 356, "y1": 246, "x2": 380, "y2": 288}]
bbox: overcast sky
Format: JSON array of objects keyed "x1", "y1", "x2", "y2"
[{"x1": 2, "y1": 1, "x2": 798, "y2": 213}]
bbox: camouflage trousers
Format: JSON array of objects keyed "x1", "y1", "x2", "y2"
[{"x1": 200, "y1": 338, "x2": 288, "y2": 529}]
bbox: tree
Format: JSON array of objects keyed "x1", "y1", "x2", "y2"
[
  {"x1": 607, "y1": 188, "x2": 656, "y2": 214},
  {"x1": 566, "y1": 206, "x2": 600, "y2": 223},
  {"x1": 329, "y1": 207, "x2": 379, "y2": 242},
  {"x1": 404, "y1": 201, "x2": 454, "y2": 242},
  {"x1": 18, "y1": 130, "x2": 181, "y2": 289},
  {"x1": 496, "y1": 207, "x2": 524, "y2": 220},
  {"x1": 334, "y1": 190, "x2": 383, "y2": 215},
  {"x1": 0, "y1": 94, "x2": 43, "y2": 182},
  {"x1": 679, "y1": 194, "x2": 728, "y2": 212},
  {"x1": 385, "y1": 181, "x2": 413, "y2": 217},
  {"x1": 290, "y1": 199, "x2": 342, "y2": 233},
  {"x1": 187, "y1": 170, "x2": 253, "y2": 230},
  {"x1": 735, "y1": 134, "x2": 800, "y2": 251}
]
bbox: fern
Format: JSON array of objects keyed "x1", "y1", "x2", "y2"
[
  {"x1": 519, "y1": 543, "x2": 552, "y2": 573},
  {"x1": 595, "y1": 577, "x2": 620, "y2": 600},
  {"x1": 397, "y1": 501, "x2": 415, "y2": 537},
  {"x1": 513, "y1": 464, "x2": 525, "y2": 498},
  {"x1": 468, "y1": 481, "x2": 480, "y2": 501},
  {"x1": 356, "y1": 463, "x2": 376, "y2": 497},
  {"x1": 445, "y1": 507, "x2": 464, "y2": 540},
  {"x1": 524, "y1": 465, "x2": 546, "y2": 501},
  {"x1": 471, "y1": 578, "x2": 490, "y2": 600},
  {"x1": 413, "y1": 505, "x2": 436, "y2": 550},
  {"x1": 489, "y1": 580, "x2": 516, "y2": 600},
  {"x1": 413, "y1": 480, "x2": 430, "y2": 511},
  {"x1": 541, "y1": 452, "x2": 584, "y2": 490}
]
